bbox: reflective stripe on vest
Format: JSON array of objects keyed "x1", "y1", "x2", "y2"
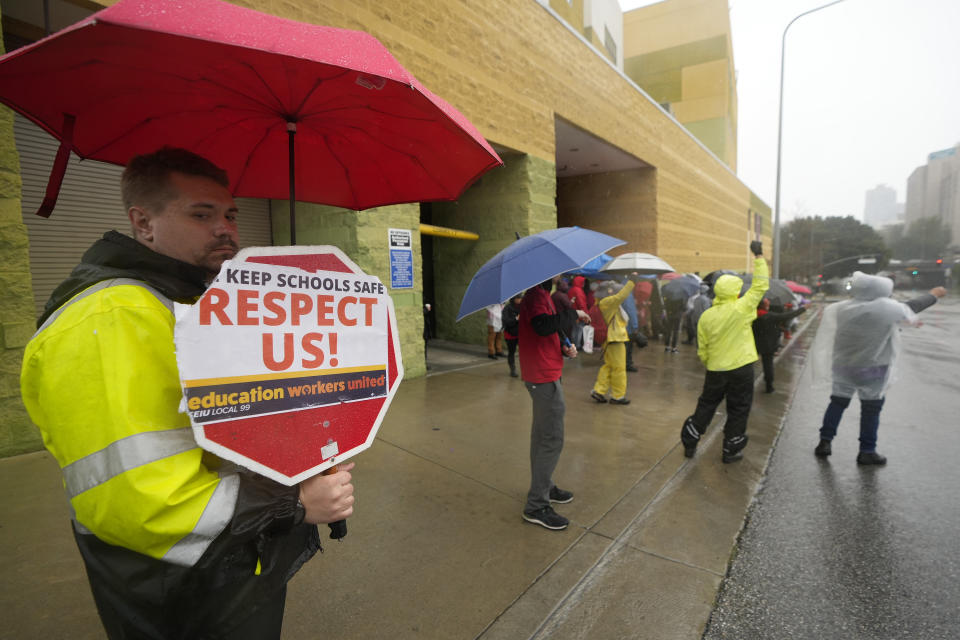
[
  {"x1": 62, "y1": 427, "x2": 197, "y2": 499},
  {"x1": 163, "y1": 472, "x2": 240, "y2": 566}
]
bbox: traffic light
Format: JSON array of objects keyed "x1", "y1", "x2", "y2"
[{"x1": 936, "y1": 258, "x2": 943, "y2": 265}]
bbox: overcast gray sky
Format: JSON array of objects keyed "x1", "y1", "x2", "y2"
[{"x1": 620, "y1": 0, "x2": 960, "y2": 222}]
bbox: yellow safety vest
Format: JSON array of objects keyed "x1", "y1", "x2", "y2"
[{"x1": 21, "y1": 279, "x2": 237, "y2": 566}]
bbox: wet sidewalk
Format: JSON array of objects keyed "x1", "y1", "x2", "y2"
[{"x1": 0, "y1": 320, "x2": 816, "y2": 640}]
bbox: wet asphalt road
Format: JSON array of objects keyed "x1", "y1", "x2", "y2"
[{"x1": 705, "y1": 295, "x2": 960, "y2": 640}]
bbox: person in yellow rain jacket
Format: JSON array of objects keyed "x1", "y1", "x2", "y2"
[
  {"x1": 590, "y1": 273, "x2": 641, "y2": 405},
  {"x1": 20, "y1": 148, "x2": 355, "y2": 639},
  {"x1": 680, "y1": 240, "x2": 768, "y2": 463}
]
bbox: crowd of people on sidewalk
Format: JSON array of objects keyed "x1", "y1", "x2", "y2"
[
  {"x1": 499, "y1": 238, "x2": 946, "y2": 534},
  {"x1": 500, "y1": 239, "x2": 819, "y2": 530},
  {"x1": 17, "y1": 146, "x2": 948, "y2": 637}
]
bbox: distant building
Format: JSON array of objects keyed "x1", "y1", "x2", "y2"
[
  {"x1": 621, "y1": 0, "x2": 738, "y2": 171},
  {"x1": 863, "y1": 184, "x2": 902, "y2": 229},
  {"x1": 538, "y1": 0, "x2": 624, "y2": 69},
  {"x1": 905, "y1": 143, "x2": 960, "y2": 248}
]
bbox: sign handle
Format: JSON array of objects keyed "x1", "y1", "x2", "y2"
[{"x1": 324, "y1": 465, "x2": 348, "y2": 540}]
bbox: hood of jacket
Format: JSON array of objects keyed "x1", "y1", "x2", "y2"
[
  {"x1": 572, "y1": 276, "x2": 585, "y2": 290},
  {"x1": 850, "y1": 271, "x2": 893, "y2": 301},
  {"x1": 713, "y1": 274, "x2": 743, "y2": 303},
  {"x1": 38, "y1": 230, "x2": 210, "y2": 326}
]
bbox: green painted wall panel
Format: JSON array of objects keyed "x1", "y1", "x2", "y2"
[{"x1": 431, "y1": 154, "x2": 556, "y2": 345}]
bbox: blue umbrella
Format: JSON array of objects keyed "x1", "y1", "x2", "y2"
[
  {"x1": 456, "y1": 227, "x2": 626, "y2": 321},
  {"x1": 567, "y1": 253, "x2": 613, "y2": 276}
]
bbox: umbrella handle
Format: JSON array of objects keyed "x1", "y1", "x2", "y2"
[{"x1": 323, "y1": 465, "x2": 348, "y2": 540}]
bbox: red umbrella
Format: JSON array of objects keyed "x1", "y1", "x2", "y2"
[
  {"x1": 659, "y1": 272, "x2": 683, "y2": 281},
  {"x1": 785, "y1": 280, "x2": 813, "y2": 295},
  {"x1": 0, "y1": 0, "x2": 502, "y2": 242}
]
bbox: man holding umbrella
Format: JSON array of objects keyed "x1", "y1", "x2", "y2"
[
  {"x1": 519, "y1": 277, "x2": 591, "y2": 530},
  {"x1": 456, "y1": 227, "x2": 625, "y2": 530},
  {"x1": 680, "y1": 240, "x2": 769, "y2": 463},
  {"x1": 20, "y1": 148, "x2": 355, "y2": 638}
]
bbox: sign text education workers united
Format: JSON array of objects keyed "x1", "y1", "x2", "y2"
[{"x1": 174, "y1": 246, "x2": 404, "y2": 485}]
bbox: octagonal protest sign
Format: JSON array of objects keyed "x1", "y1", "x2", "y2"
[{"x1": 174, "y1": 245, "x2": 404, "y2": 486}]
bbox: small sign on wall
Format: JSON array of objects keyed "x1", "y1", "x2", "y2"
[{"x1": 389, "y1": 228, "x2": 414, "y2": 290}]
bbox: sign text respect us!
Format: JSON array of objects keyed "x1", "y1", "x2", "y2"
[{"x1": 175, "y1": 246, "x2": 403, "y2": 485}]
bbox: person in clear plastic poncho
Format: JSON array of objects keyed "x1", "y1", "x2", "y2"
[{"x1": 810, "y1": 272, "x2": 945, "y2": 465}]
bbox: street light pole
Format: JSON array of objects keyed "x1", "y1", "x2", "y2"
[{"x1": 772, "y1": 0, "x2": 851, "y2": 279}]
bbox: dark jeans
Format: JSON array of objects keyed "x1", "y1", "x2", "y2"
[
  {"x1": 819, "y1": 395, "x2": 885, "y2": 453},
  {"x1": 689, "y1": 363, "x2": 755, "y2": 441}
]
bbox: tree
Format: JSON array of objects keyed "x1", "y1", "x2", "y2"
[
  {"x1": 888, "y1": 216, "x2": 951, "y2": 261},
  {"x1": 780, "y1": 216, "x2": 889, "y2": 281}
]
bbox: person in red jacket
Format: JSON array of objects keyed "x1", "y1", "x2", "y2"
[
  {"x1": 567, "y1": 275, "x2": 589, "y2": 348},
  {"x1": 518, "y1": 276, "x2": 590, "y2": 531},
  {"x1": 567, "y1": 275, "x2": 588, "y2": 347},
  {"x1": 568, "y1": 276, "x2": 588, "y2": 313}
]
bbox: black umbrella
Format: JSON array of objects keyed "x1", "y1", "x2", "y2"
[
  {"x1": 662, "y1": 274, "x2": 700, "y2": 301},
  {"x1": 739, "y1": 274, "x2": 797, "y2": 307},
  {"x1": 703, "y1": 269, "x2": 738, "y2": 293}
]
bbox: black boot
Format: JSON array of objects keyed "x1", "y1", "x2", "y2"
[
  {"x1": 814, "y1": 440, "x2": 832, "y2": 457},
  {"x1": 856, "y1": 451, "x2": 887, "y2": 465},
  {"x1": 722, "y1": 435, "x2": 748, "y2": 463},
  {"x1": 681, "y1": 416, "x2": 701, "y2": 458}
]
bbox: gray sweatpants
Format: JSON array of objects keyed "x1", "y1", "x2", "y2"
[{"x1": 524, "y1": 380, "x2": 565, "y2": 513}]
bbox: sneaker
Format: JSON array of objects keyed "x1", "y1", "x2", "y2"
[
  {"x1": 590, "y1": 390, "x2": 608, "y2": 403},
  {"x1": 522, "y1": 506, "x2": 569, "y2": 530},
  {"x1": 764, "y1": 384, "x2": 775, "y2": 394},
  {"x1": 609, "y1": 396, "x2": 631, "y2": 405},
  {"x1": 671, "y1": 347, "x2": 679, "y2": 353},
  {"x1": 814, "y1": 440, "x2": 832, "y2": 457},
  {"x1": 549, "y1": 486, "x2": 574, "y2": 504},
  {"x1": 509, "y1": 369, "x2": 519, "y2": 378},
  {"x1": 664, "y1": 347, "x2": 671, "y2": 353},
  {"x1": 681, "y1": 417, "x2": 701, "y2": 458},
  {"x1": 856, "y1": 451, "x2": 887, "y2": 466},
  {"x1": 487, "y1": 354, "x2": 497, "y2": 360},
  {"x1": 626, "y1": 365, "x2": 639, "y2": 372}
]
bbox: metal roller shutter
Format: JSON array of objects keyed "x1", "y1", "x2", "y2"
[{"x1": 14, "y1": 115, "x2": 274, "y2": 316}]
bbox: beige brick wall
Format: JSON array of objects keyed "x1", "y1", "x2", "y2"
[
  {"x1": 78, "y1": 0, "x2": 764, "y2": 273},
  {"x1": 2, "y1": 0, "x2": 772, "y2": 454},
  {"x1": 558, "y1": 168, "x2": 658, "y2": 252}
]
